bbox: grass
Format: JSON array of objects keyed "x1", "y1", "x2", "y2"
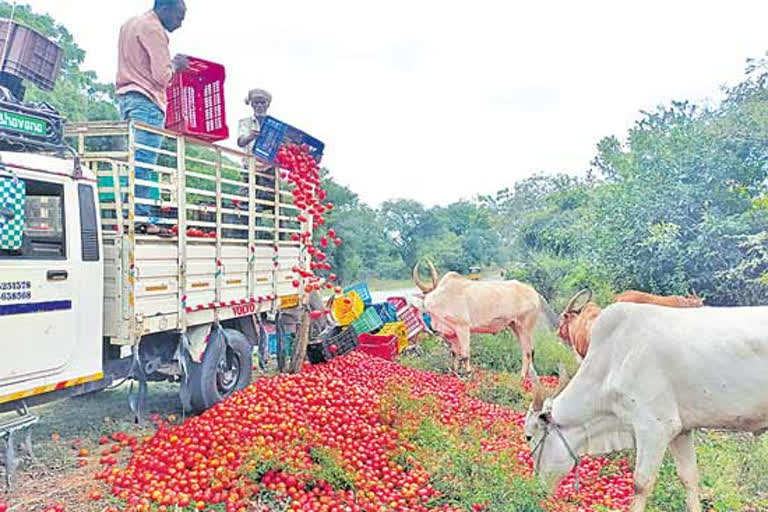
[
  {"x1": 0, "y1": 382, "x2": 182, "y2": 510},
  {"x1": 647, "y1": 431, "x2": 768, "y2": 512},
  {"x1": 366, "y1": 278, "x2": 416, "y2": 292},
  {"x1": 401, "y1": 330, "x2": 768, "y2": 512},
  {"x1": 400, "y1": 327, "x2": 579, "y2": 378},
  {"x1": 380, "y1": 383, "x2": 548, "y2": 512}
]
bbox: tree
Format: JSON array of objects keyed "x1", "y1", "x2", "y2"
[{"x1": 380, "y1": 199, "x2": 441, "y2": 269}]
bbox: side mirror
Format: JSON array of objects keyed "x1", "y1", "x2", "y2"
[{"x1": 0, "y1": 175, "x2": 26, "y2": 251}]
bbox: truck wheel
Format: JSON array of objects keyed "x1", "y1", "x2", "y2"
[{"x1": 187, "y1": 328, "x2": 252, "y2": 414}]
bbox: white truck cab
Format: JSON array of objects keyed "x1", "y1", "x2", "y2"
[{"x1": 0, "y1": 152, "x2": 103, "y2": 405}]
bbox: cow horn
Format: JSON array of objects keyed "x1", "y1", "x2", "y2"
[
  {"x1": 412, "y1": 261, "x2": 433, "y2": 293},
  {"x1": 564, "y1": 289, "x2": 592, "y2": 314},
  {"x1": 554, "y1": 364, "x2": 571, "y2": 397},
  {"x1": 427, "y1": 258, "x2": 440, "y2": 289}
]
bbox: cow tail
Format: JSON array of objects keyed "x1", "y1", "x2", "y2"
[{"x1": 537, "y1": 293, "x2": 559, "y2": 330}]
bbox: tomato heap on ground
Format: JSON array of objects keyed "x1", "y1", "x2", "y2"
[{"x1": 94, "y1": 353, "x2": 635, "y2": 512}]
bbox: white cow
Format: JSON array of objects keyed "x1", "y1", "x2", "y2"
[
  {"x1": 524, "y1": 302, "x2": 768, "y2": 512},
  {"x1": 412, "y1": 260, "x2": 558, "y2": 378}
]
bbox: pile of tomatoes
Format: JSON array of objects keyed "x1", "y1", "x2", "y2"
[{"x1": 92, "y1": 352, "x2": 635, "y2": 512}]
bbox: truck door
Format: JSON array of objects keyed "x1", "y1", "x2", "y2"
[{"x1": 0, "y1": 173, "x2": 77, "y2": 388}]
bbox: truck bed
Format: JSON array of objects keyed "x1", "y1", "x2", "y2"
[{"x1": 65, "y1": 121, "x2": 307, "y2": 345}]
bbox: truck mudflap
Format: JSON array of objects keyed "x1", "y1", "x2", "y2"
[{"x1": 184, "y1": 324, "x2": 213, "y2": 364}]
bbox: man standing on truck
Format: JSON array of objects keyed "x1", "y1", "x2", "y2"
[
  {"x1": 115, "y1": 0, "x2": 189, "y2": 224},
  {"x1": 236, "y1": 88, "x2": 276, "y2": 224},
  {"x1": 237, "y1": 88, "x2": 273, "y2": 153}
]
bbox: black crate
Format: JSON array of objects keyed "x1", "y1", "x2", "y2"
[
  {"x1": 0, "y1": 19, "x2": 63, "y2": 92},
  {"x1": 307, "y1": 325, "x2": 358, "y2": 364}
]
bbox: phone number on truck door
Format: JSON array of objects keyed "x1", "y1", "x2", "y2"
[
  {"x1": 0, "y1": 281, "x2": 32, "y2": 301},
  {"x1": 0, "y1": 291, "x2": 31, "y2": 301}
]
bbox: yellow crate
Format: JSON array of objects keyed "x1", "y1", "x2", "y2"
[
  {"x1": 332, "y1": 291, "x2": 365, "y2": 326},
  {"x1": 279, "y1": 294, "x2": 300, "y2": 309},
  {"x1": 379, "y1": 321, "x2": 408, "y2": 353}
]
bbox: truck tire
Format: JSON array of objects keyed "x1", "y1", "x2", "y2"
[{"x1": 187, "y1": 328, "x2": 252, "y2": 414}]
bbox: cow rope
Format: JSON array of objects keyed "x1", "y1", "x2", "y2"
[{"x1": 531, "y1": 421, "x2": 582, "y2": 492}]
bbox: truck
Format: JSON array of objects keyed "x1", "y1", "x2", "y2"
[
  {"x1": 0, "y1": 114, "x2": 313, "y2": 436},
  {"x1": 0, "y1": 18, "x2": 318, "y2": 489}
]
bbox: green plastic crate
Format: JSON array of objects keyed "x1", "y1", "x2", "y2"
[{"x1": 351, "y1": 307, "x2": 383, "y2": 334}]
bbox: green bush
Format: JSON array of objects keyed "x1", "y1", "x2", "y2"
[{"x1": 504, "y1": 253, "x2": 615, "y2": 311}]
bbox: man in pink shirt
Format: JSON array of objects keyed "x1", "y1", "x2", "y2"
[{"x1": 114, "y1": 0, "x2": 188, "y2": 223}]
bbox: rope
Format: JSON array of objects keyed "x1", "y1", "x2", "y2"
[{"x1": 530, "y1": 419, "x2": 582, "y2": 492}]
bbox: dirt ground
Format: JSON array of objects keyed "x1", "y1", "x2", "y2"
[{"x1": 1, "y1": 382, "x2": 185, "y2": 512}]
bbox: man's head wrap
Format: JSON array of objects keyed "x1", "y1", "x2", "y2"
[{"x1": 245, "y1": 88, "x2": 272, "y2": 105}]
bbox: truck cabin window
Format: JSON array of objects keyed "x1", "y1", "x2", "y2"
[{"x1": 0, "y1": 178, "x2": 65, "y2": 259}]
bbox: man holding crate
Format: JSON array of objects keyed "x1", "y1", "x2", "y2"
[
  {"x1": 236, "y1": 88, "x2": 277, "y2": 228},
  {"x1": 115, "y1": 0, "x2": 189, "y2": 224}
]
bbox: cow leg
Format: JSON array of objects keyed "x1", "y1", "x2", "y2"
[
  {"x1": 511, "y1": 320, "x2": 535, "y2": 380},
  {"x1": 443, "y1": 334, "x2": 459, "y2": 374},
  {"x1": 630, "y1": 427, "x2": 675, "y2": 512},
  {"x1": 669, "y1": 431, "x2": 702, "y2": 512},
  {"x1": 455, "y1": 325, "x2": 472, "y2": 378}
]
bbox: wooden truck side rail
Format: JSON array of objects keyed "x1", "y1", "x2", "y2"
[{"x1": 63, "y1": 121, "x2": 309, "y2": 346}]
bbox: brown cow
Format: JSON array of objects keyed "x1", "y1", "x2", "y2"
[
  {"x1": 614, "y1": 290, "x2": 703, "y2": 308},
  {"x1": 559, "y1": 289, "x2": 706, "y2": 361},
  {"x1": 557, "y1": 289, "x2": 601, "y2": 360}
]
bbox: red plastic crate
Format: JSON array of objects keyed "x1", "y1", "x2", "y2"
[
  {"x1": 386, "y1": 296, "x2": 408, "y2": 312},
  {"x1": 397, "y1": 306, "x2": 426, "y2": 340},
  {"x1": 165, "y1": 57, "x2": 228, "y2": 142},
  {"x1": 357, "y1": 333, "x2": 398, "y2": 361}
]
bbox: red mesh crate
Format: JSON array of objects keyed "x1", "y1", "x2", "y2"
[
  {"x1": 358, "y1": 334, "x2": 398, "y2": 361},
  {"x1": 397, "y1": 306, "x2": 426, "y2": 340},
  {"x1": 165, "y1": 57, "x2": 228, "y2": 142}
]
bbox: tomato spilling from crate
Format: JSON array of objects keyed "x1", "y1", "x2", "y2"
[{"x1": 273, "y1": 142, "x2": 342, "y2": 298}]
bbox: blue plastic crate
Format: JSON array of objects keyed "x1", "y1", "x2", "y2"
[
  {"x1": 268, "y1": 332, "x2": 295, "y2": 355},
  {"x1": 253, "y1": 115, "x2": 325, "y2": 164},
  {"x1": 343, "y1": 282, "x2": 372, "y2": 305},
  {"x1": 372, "y1": 302, "x2": 398, "y2": 324},
  {"x1": 422, "y1": 312, "x2": 432, "y2": 331}
]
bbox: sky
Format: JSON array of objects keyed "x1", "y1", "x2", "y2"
[{"x1": 21, "y1": 0, "x2": 768, "y2": 207}]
